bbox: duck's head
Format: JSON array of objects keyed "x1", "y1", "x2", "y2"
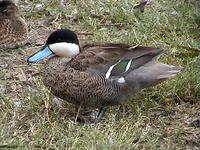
[
  {"x1": 0, "y1": 0, "x2": 18, "y2": 17},
  {"x1": 27, "y1": 29, "x2": 80, "y2": 63}
]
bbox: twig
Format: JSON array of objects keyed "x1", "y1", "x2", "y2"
[
  {"x1": 176, "y1": 45, "x2": 200, "y2": 52},
  {"x1": 0, "y1": 145, "x2": 23, "y2": 148},
  {"x1": 77, "y1": 32, "x2": 93, "y2": 36},
  {"x1": 100, "y1": 23, "x2": 126, "y2": 27},
  {"x1": 31, "y1": 71, "x2": 41, "y2": 76},
  {"x1": 75, "y1": 104, "x2": 82, "y2": 123},
  {"x1": 13, "y1": 64, "x2": 42, "y2": 68}
]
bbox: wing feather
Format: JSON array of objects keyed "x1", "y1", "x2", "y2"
[{"x1": 74, "y1": 43, "x2": 163, "y2": 78}]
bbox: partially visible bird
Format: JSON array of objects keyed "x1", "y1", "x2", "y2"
[
  {"x1": 0, "y1": 0, "x2": 28, "y2": 49},
  {"x1": 27, "y1": 29, "x2": 181, "y2": 122}
]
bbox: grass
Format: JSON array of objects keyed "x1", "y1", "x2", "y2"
[{"x1": 0, "y1": 0, "x2": 199, "y2": 149}]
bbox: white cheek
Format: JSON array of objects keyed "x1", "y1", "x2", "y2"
[{"x1": 49, "y1": 42, "x2": 80, "y2": 57}]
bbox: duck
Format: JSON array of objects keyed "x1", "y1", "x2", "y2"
[
  {"x1": 27, "y1": 29, "x2": 181, "y2": 121},
  {"x1": 0, "y1": 0, "x2": 28, "y2": 49}
]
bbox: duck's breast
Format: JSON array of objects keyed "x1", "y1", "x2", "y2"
[{"x1": 42, "y1": 57, "x2": 129, "y2": 107}]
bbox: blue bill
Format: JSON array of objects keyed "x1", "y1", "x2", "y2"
[{"x1": 27, "y1": 46, "x2": 53, "y2": 63}]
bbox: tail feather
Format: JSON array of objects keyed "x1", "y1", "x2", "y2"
[
  {"x1": 156, "y1": 65, "x2": 182, "y2": 79},
  {"x1": 125, "y1": 62, "x2": 181, "y2": 93},
  {"x1": 158, "y1": 68, "x2": 181, "y2": 79}
]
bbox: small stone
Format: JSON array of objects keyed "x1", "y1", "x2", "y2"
[
  {"x1": 171, "y1": 11, "x2": 177, "y2": 16},
  {"x1": 35, "y1": 4, "x2": 44, "y2": 11},
  {"x1": 49, "y1": 10, "x2": 57, "y2": 16},
  {"x1": 0, "y1": 63, "x2": 8, "y2": 69},
  {"x1": 0, "y1": 84, "x2": 6, "y2": 93},
  {"x1": 14, "y1": 100, "x2": 22, "y2": 109},
  {"x1": 99, "y1": 27, "x2": 108, "y2": 31},
  {"x1": 53, "y1": 97, "x2": 64, "y2": 107}
]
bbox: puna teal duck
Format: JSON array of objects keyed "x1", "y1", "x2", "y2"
[
  {"x1": 0, "y1": 0, "x2": 28, "y2": 49},
  {"x1": 27, "y1": 29, "x2": 181, "y2": 121}
]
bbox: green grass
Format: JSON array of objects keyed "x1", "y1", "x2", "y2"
[{"x1": 0, "y1": 0, "x2": 199, "y2": 149}]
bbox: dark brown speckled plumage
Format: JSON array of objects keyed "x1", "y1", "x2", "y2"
[
  {"x1": 41, "y1": 43, "x2": 180, "y2": 108},
  {"x1": 0, "y1": 0, "x2": 28, "y2": 49}
]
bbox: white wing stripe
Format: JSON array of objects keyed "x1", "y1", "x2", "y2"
[
  {"x1": 105, "y1": 60, "x2": 121, "y2": 79},
  {"x1": 125, "y1": 59, "x2": 132, "y2": 72}
]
